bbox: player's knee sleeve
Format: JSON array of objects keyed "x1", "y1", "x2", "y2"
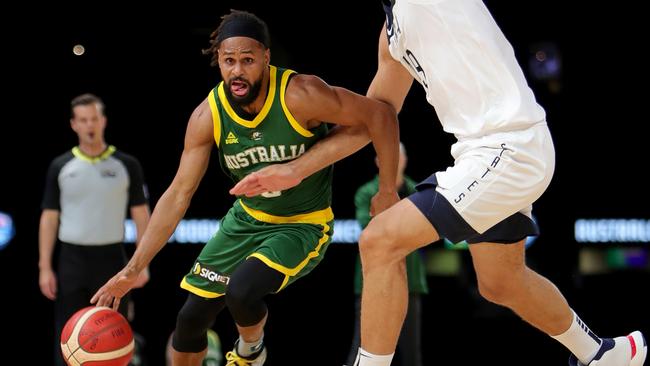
[
  {"x1": 172, "y1": 293, "x2": 225, "y2": 353},
  {"x1": 226, "y1": 258, "x2": 283, "y2": 327},
  {"x1": 226, "y1": 284, "x2": 268, "y2": 327}
]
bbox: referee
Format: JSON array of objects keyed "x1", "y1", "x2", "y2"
[{"x1": 38, "y1": 93, "x2": 151, "y2": 366}]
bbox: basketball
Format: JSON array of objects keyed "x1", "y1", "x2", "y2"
[{"x1": 60, "y1": 306, "x2": 134, "y2": 366}]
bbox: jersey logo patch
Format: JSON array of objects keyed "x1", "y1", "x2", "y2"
[
  {"x1": 225, "y1": 132, "x2": 239, "y2": 144},
  {"x1": 251, "y1": 131, "x2": 263, "y2": 141},
  {"x1": 101, "y1": 169, "x2": 117, "y2": 178}
]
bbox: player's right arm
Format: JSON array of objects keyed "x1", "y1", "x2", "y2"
[
  {"x1": 230, "y1": 23, "x2": 413, "y2": 198},
  {"x1": 92, "y1": 98, "x2": 214, "y2": 310}
]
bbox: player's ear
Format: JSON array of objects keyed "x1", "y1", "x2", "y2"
[{"x1": 264, "y1": 49, "x2": 270, "y2": 66}]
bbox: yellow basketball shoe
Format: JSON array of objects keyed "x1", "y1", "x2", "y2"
[{"x1": 225, "y1": 340, "x2": 267, "y2": 366}]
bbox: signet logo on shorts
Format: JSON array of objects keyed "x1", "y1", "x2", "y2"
[{"x1": 193, "y1": 261, "x2": 230, "y2": 285}]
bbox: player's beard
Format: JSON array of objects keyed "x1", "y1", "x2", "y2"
[{"x1": 225, "y1": 76, "x2": 264, "y2": 107}]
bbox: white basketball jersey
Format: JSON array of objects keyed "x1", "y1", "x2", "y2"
[{"x1": 385, "y1": 0, "x2": 546, "y2": 141}]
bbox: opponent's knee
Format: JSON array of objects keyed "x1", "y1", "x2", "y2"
[
  {"x1": 359, "y1": 224, "x2": 386, "y2": 252},
  {"x1": 476, "y1": 274, "x2": 522, "y2": 306},
  {"x1": 359, "y1": 223, "x2": 400, "y2": 265}
]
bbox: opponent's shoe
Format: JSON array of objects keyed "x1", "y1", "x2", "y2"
[
  {"x1": 225, "y1": 340, "x2": 267, "y2": 366},
  {"x1": 569, "y1": 331, "x2": 646, "y2": 366}
]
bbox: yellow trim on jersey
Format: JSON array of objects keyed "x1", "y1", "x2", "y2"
[
  {"x1": 238, "y1": 199, "x2": 333, "y2": 224},
  {"x1": 279, "y1": 69, "x2": 314, "y2": 138},
  {"x1": 72, "y1": 145, "x2": 116, "y2": 163},
  {"x1": 217, "y1": 65, "x2": 278, "y2": 129},
  {"x1": 248, "y1": 221, "x2": 331, "y2": 291},
  {"x1": 207, "y1": 89, "x2": 221, "y2": 148},
  {"x1": 180, "y1": 277, "x2": 225, "y2": 299}
]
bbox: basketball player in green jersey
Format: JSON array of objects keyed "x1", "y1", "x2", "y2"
[{"x1": 91, "y1": 9, "x2": 400, "y2": 366}]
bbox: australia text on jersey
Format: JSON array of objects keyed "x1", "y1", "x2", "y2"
[{"x1": 223, "y1": 144, "x2": 306, "y2": 170}]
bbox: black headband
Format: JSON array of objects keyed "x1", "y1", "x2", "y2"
[{"x1": 216, "y1": 18, "x2": 270, "y2": 48}]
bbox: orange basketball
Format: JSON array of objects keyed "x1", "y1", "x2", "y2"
[{"x1": 60, "y1": 306, "x2": 134, "y2": 366}]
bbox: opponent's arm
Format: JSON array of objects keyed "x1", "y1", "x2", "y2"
[{"x1": 368, "y1": 22, "x2": 414, "y2": 112}]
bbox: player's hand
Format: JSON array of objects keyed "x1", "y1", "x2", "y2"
[
  {"x1": 229, "y1": 164, "x2": 303, "y2": 197},
  {"x1": 370, "y1": 189, "x2": 400, "y2": 217},
  {"x1": 39, "y1": 268, "x2": 57, "y2": 300},
  {"x1": 132, "y1": 266, "x2": 150, "y2": 289},
  {"x1": 90, "y1": 266, "x2": 139, "y2": 311}
]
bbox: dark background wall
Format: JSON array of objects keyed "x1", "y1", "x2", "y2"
[{"x1": 1, "y1": 1, "x2": 648, "y2": 365}]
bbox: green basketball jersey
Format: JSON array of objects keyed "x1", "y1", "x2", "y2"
[{"x1": 208, "y1": 65, "x2": 333, "y2": 216}]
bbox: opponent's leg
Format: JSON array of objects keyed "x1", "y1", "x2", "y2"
[
  {"x1": 468, "y1": 241, "x2": 636, "y2": 365},
  {"x1": 355, "y1": 199, "x2": 438, "y2": 366},
  {"x1": 396, "y1": 294, "x2": 423, "y2": 366},
  {"x1": 345, "y1": 296, "x2": 362, "y2": 365}
]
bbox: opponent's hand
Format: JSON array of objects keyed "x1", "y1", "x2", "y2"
[
  {"x1": 90, "y1": 266, "x2": 140, "y2": 311},
  {"x1": 229, "y1": 164, "x2": 303, "y2": 197},
  {"x1": 370, "y1": 189, "x2": 400, "y2": 217}
]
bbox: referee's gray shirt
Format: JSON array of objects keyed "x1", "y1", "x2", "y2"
[{"x1": 41, "y1": 146, "x2": 147, "y2": 245}]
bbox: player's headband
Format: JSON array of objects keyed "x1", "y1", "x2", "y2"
[{"x1": 216, "y1": 18, "x2": 270, "y2": 48}]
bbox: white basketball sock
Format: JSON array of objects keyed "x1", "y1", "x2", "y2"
[
  {"x1": 353, "y1": 348, "x2": 394, "y2": 366},
  {"x1": 237, "y1": 333, "x2": 264, "y2": 357},
  {"x1": 551, "y1": 310, "x2": 601, "y2": 364}
]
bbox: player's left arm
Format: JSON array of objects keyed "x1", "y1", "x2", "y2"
[
  {"x1": 123, "y1": 156, "x2": 152, "y2": 288},
  {"x1": 129, "y1": 204, "x2": 151, "y2": 288},
  {"x1": 285, "y1": 74, "x2": 400, "y2": 212}
]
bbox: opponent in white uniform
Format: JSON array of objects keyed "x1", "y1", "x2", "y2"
[
  {"x1": 385, "y1": 0, "x2": 554, "y2": 235},
  {"x1": 228, "y1": 1, "x2": 647, "y2": 365},
  {"x1": 352, "y1": 2, "x2": 646, "y2": 365}
]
